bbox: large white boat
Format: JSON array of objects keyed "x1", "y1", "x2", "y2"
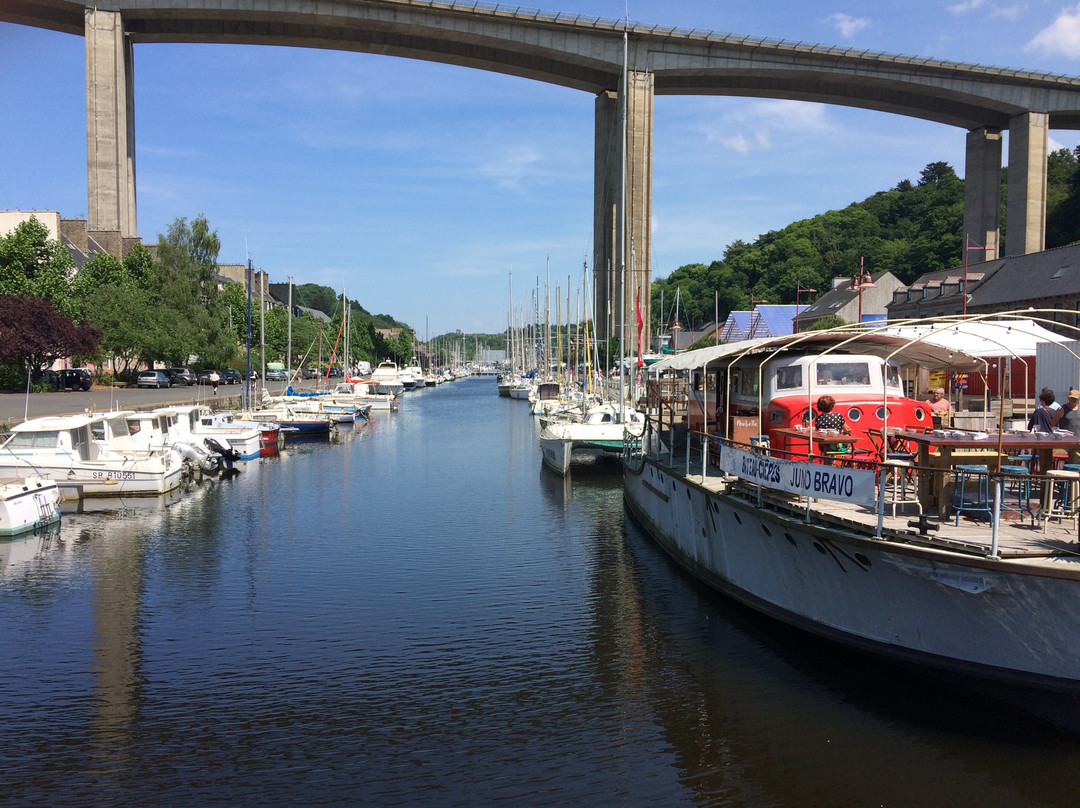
[
  {"x1": 0, "y1": 475, "x2": 61, "y2": 536},
  {"x1": 369, "y1": 360, "x2": 406, "y2": 395},
  {"x1": 622, "y1": 317, "x2": 1080, "y2": 731},
  {"x1": 0, "y1": 412, "x2": 184, "y2": 498}
]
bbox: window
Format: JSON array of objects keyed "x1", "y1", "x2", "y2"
[
  {"x1": 732, "y1": 368, "x2": 759, "y2": 396},
  {"x1": 816, "y1": 362, "x2": 870, "y2": 385},
  {"x1": 90, "y1": 422, "x2": 105, "y2": 441},
  {"x1": 775, "y1": 365, "x2": 803, "y2": 390},
  {"x1": 885, "y1": 364, "x2": 902, "y2": 388},
  {"x1": 3, "y1": 430, "x2": 60, "y2": 449}
]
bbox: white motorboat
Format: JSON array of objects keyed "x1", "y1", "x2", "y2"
[
  {"x1": 368, "y1": 360, "x2": 405, "y2": 395},
  {"x1": 0, "y1": 475, "x2": 61, "y2": 536},
  {"x1": 0, "y1": 411, "x2": 184, "y2": 498}
]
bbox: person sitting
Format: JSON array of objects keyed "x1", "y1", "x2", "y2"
[
  {"x1": 814, "y1": 395, "x2": 851, "y2": 435},
  {"x1": 925, "y1": 387, "x2": 951, "y2": 413},
  {"x1": 1028, "y1": 390, "x2": 1057, "y2": 433}
]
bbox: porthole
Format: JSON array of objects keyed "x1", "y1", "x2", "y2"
[
  {"x1": 761, "y1": 523, "x2": 772, "y2": 537},
  {"x1": 875, "y1": 406, "x2": 892, "y2": 419},
  {"x1": 812, "y1": 541, "x2": 827, "y2": 555},
  {"x1": 733, "y1": 511, "x2": 742, "y2": 525},
  {"x1": 784, "y1": 532, "x2": 797, "y2": 547},
  {"x1": 854, "y1": 552, "x2": 871, "y2": 567},
  {"x1": 914, "y1": 407, "x2": 926, "y2": 421},
  {"x1": 847, "y1": 407, "x2": 862, "y2": 422}
]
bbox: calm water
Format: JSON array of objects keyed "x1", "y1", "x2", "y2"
[{"x1": 2, "y1": 377, "x2": 1079, "y2": 807}]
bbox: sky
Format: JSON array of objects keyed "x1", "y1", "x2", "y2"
[{"x1": 4, "y1": 1, "x2": 1080, "y2": 336}]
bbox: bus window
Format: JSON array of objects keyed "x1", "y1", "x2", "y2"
[{"x1": 775, "y1": 365, "x2": 803, "y2": 390}]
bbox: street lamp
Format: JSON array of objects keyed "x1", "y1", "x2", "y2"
[
  {"x1": 794, "y1": 284, "x2": 817, "y2": 333},
  {"x1": 748, "y1": 297, "x2": 768, "y2": 339},
  {"x1": 848, "y1": 257, "x2": 876, "y2": 326}
]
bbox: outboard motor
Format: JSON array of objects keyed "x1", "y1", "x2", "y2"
[
  {"x1": 204, "y1": 437, "x2": 242, "y2": 464},
  {"x1": 171, "y1": 441, "x2": 223, "y2": 476}
]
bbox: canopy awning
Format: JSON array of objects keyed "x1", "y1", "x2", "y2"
[
  {"x1": 648, "y1": 330, "x2": 984, "y2": 373},
  {"x1": 877, "y1": 319, "x2": 1068, "y2": 359}
]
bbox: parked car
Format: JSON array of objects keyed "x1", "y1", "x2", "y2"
[
  {"x1": 265, "y1": 368, "x2": 287, "y2": 381},
  {"x1": 299, "y1": 367, "x2": 315, "y2": 380},
  {"x1": 137, "y1": 370, "x2": 171, "y2": 388},
  {"x1": 328, "y1": 366, "x2": 343, "y2": 378},
  {"x1": 58, "y1": 368, "x2": 93, "y2": 391},
  {"x1": 197, "y1": 370, "x2": 219, "y2": 386},
  {"x1": 166, "y1": 367, "x2": 195, "y2": 386},
  {"x1": 221, "y1": 369, "x2": 242, "y2": 385}
]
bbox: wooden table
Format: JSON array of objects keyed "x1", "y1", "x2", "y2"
[
  {"x1": 772, "y1": 427, "x2": 855, "y2": 459},
  {"x1": 892, "y1": 430, "x2": 1080, "y2": 516}
]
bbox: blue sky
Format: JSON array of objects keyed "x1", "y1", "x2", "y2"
[{"x1": 4, "y1": 1, "x2": 1080, "y2": 335}]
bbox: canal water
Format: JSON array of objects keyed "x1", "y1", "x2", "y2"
[{"x1": 2, "y1": 377, "x2": 1079, "y2": 807}]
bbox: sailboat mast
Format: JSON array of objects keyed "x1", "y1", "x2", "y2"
[{"x1": 287, "y1": 276, "x2": 293, "y2": 381}]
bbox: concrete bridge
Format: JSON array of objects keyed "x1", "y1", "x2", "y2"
[{"x1": 7, "y1": 0, "x2": 1080, "y2": 348}]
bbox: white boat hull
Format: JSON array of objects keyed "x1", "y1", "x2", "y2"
[
  {"x1": 623, "y1": 456, "x2": 1080, "y2": 709},
  {"x1": 0, "y1": 456, "x2": 183, "y2": 499},
  {"x1": 539, "y1": 421, "x2": 630, "y2": 476},
  {"x1": 0, "y1": 476, "x2": 61, "y2": 536}
]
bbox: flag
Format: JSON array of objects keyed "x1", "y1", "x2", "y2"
[{"x1": 635, "y1": 289, "x2": 644, "y2": 368}]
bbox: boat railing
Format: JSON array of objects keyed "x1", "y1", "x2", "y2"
[{"x1": 626, "y1": 418, "x2": 1080, "y2": 558}]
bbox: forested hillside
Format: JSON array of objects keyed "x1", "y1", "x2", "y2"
[{"x1": 652, "y1": 148, "x2": 1080, "y2": 331}]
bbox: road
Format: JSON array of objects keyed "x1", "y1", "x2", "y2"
[{"x1": 0, "y1": 380, "x2": 295, "y2": 426}]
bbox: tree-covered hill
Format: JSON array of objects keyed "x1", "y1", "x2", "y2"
[{"x1": 652, "y1": 148, "x2": 1080, "y2": 332}]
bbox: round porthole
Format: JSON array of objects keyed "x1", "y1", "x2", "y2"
[
  {"x1": 914, "y1": 407, "x2": 926, "y2": 421},
  {"x1": 875, "y1": 406, "x2": 892, "y2": 419},
  {"x1": 847, "y1": 407, "x2": 862, "y2": 422}
]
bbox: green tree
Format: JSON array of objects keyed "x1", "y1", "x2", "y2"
[{"x1": 0, "y1": 217, "x2": 75, "y2": 315}]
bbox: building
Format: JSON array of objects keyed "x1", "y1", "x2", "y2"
[
  {"x1": 718, "y1": 312, "x2": 751, "y2": 342},
  {"x1": 796, "y1": 272, "x2": 902, "y2": 331},
  {"x1": 748, "y1": 304, "x2": 801, "y2": 338},
  {"x1": 888, "y1": 244, "x2": 1080, "y2": 334}
]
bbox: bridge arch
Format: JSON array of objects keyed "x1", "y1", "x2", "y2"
[{"x1": 8, "y1": 0, "x2": 1080, "y2": 347}]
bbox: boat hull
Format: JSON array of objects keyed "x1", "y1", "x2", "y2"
[
  {"x1": 623, "y1": 456, "x2": 1080, "y2": 717},
  {"x1": 0, "y1": 476, "x2": 61, "y2": 536}
]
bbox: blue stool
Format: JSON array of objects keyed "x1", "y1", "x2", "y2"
[
  {"x1": 999, "y1": 464, "x2": 1035, "y2": 525},
  {"x1": 1007, "y1": 453, "x2": 1034, "y2": 470},
  {"x1": 951, "y1": 464, "x2": 992, "y2": 525},
  {"x1": 749, "y1": 435, "x2": 770, "y2": 455}
]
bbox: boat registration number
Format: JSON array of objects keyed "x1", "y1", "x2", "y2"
[{"x1": 93, "y1": 471, "x2": 136, "y2": 481}]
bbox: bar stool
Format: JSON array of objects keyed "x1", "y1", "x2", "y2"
[
  {"x1": 881, "y1": 457, "x2": 920, "y2": 517},
  {"x1": 1006, "y1": 452, "x2": 1033, "y2": 470},
  {"x1": 951, "y1": 464, "x2": 992, "y2": 525},
  {"x1": 999, "y1": 464, "x2": 1035, "y2": 525},
  {"x1": 1042, "y1": 468, "x2": 1080, "y2": 534}
]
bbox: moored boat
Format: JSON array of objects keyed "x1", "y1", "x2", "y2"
[
  {"x1": 623, "y1": 317, "x2": 1080, "y2": 731},
  {"x1": 0, "y1": 475, "x2": 61, "y2": 536},
  {"x1": 0, "y1": 412, "x2": 184, "y2": 498}
]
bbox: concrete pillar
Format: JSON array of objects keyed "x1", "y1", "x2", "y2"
[
  {"x1": 962, "y1": 126, "x2": 1002, "y2": 263},
  {"x1": 85, "y1": 8, "x2": 137, "y2": 241},
  {"x1": 1005, "y1": 111, "x2": 1048, "y2": 256},
  {"x1": 592, "y1": 70, "x2": 653, "y2": 358}
]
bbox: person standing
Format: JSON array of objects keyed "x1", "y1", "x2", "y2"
[
  {"x1": 1028, "y1": 390, "x2": 1057, "y2": 433},
  {"x1": 210, "y1": 370, "x2": 220, "y2": 395}
]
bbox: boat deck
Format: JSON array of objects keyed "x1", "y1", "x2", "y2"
[{"x1": 664, "y1": 460, "x2": 1080, "y2": 562}]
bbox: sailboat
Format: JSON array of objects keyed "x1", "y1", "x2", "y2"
[{"x1": 539, "y1": 32, "x2": 643, "y2": 475}]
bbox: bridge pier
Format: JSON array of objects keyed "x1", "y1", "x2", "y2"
[
  {"x1": 1005, "y1": 111, "x2": 1048, "y2": 257},
  {"x1": 593, "y1": 70, "x2": 653, "y2": 359},
  {"x1": 85, "y1": 8, "x2": 138, "y2": 246},
  {"x1": 963, "y1": 126, "x2": 1002, "y2": 261}
]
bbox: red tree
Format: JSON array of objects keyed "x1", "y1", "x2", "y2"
[{"x1": 0, "y1": 295, "x2": 101, "y2": 378}]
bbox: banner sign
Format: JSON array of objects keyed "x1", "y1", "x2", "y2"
[{"x1": 718, "y1": 443, "x2": 877, "y2": 506}]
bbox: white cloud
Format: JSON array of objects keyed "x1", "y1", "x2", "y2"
[
  {"x1": 827, "y1": 13, "x2": 870, "y2": 38},
  {"x1": 947, "y1": 0, "x2": 985, "y2": 14},
  {"x1": 992, "y1": 4, "x2": 1025, "y2": 22},
  {"x1": 1026, "y1": 3, "x2": 1080, "y2": 58}
]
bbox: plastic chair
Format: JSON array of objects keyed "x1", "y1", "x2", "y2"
[{"x1": 950, "y1": 464, "x2": 992, "y2": 525}]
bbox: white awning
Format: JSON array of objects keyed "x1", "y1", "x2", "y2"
[{"x1": 877, "y1": 318, "x2": 1068, "y2": 358}]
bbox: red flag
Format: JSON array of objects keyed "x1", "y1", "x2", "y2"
[{"x1": 635, "y1": 289, "x2": 644, "y2": 368}]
